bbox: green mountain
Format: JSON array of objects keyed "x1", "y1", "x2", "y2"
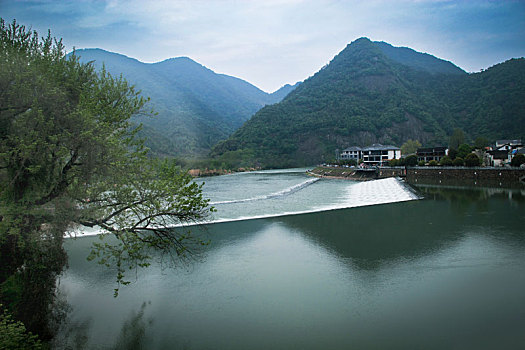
[
  {"x1": 211, "y1": 38, "x2": 525, "y2": 168},
  {"x1": 72, "y1": 49, "x2": 296, "y2": 157}
]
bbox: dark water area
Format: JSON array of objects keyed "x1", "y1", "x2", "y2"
[{"x1": 55, "y1": 182, "x2": 525, "y2": 349}]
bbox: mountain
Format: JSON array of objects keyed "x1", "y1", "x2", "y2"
[
  {"x1": 211, "y1": 38, "x2": 525, "y2": 168},
  {"x1": 269, "y1": 82, "x2": 302, "y2": 101},
  {"x1": 72, "y1": 49, "x2": 297, "y2": 157}
]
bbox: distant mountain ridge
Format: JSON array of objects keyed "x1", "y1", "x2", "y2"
[
  {"x1": 211, "y1": 38, "x2": 524, "y2": 168},
  {"x1": 72, "y1": 49, "x2": 297, "y2": 157}
]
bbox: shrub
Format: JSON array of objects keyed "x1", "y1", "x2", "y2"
[
  {"x1": 453, "y1": 157, "x2": 464, "y2": 166},
  {"x1": 510, "y1": 154, "x2": 525, "y2": 167},
  {"x1": 439, "y1": 156, "x2": 453, "y2": 166},
  {"x1": 389, "y1": 159, "x2": 399, "y2": 166},
  {"x1": 465, "y1": 153, "x2": 481, "y2": 167},
  {"x1": 428, "y1": 160, "x2": 438, "y2": 166},
  {"x1": 405, "y1": 155, "x2": 418, "y2": 166}
]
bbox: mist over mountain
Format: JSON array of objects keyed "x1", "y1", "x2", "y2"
[
  {"x1": 72, "y1": 49, "x2": 296, "y2": 157},
  {"x1": 211, "y1": 38, "x2": 524, "y2": 168}
]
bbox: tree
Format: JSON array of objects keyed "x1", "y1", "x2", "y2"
[
  {"x1": 400, "y1": 139, "x2": 421, "y2": 156},
  {"x1": 464, "y1": 153, "x2": 481, "y2": 167},
  {"x1": 448, "y1": 148, "x2": 458, "y2": 160},
  {"x1": 511, "y1": 154, "x2": 525, "y2": 167},
  {"x1": 404, "y1": 155, "x2": 418, "y2": 166},
  {"x1": 449, "y1": 129, "x2": 465, "y2": 150},
  {"x1": 474, "y1": 137, "x2": 489, "y2": 150},
  {"x1": 0, "y1": 20, "x2": 213, "y2": 341},
  {"x1": 0, "y1": 305, "x2": 42, "y2": 350},
  {"x1": 457, "y1": 143, "x2": 473, "y2": 159}
]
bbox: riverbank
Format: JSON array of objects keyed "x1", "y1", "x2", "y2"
[
  {"x1": 309, "y1": 166, "x2": 525, "y2": 188},
  {"x1": 188, "y1": 167, "x2": 259, "y2": 177}
]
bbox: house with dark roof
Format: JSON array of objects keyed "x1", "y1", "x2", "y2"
[
  {"x1": 488, "y1": 140, "x2": 524, "y2": 166},
  {"x1": 495, "y1": 140, "x2": 522, "y2": 150},
  {"x1": 340, "y1": 146, "x2": 362, "y2": 161},
  {"x1": 487, "y1": 150, "x2": 511, "y2": 167},
  {"x1": 416, "y1": 147, "x2": 448, "y2": 163}
]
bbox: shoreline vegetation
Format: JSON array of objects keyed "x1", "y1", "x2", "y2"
[{"x1": 187, "y1": 167, "x2": 260, "y2": 177}]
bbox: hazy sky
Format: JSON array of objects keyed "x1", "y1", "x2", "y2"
[{"x1": 1, "y1": 0, "x2": 524, "y2": 92}]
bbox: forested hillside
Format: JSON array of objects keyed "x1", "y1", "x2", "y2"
[
  {"x1": 73, "y1": 49, "x2": 296, "y2": 157},
  {"x1": 211, "y1": 38, "x2": 525, "y2": 168}
]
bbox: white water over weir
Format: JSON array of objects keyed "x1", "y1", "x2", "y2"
[{"x1": 69, "y1": 173, "x2": 420, "y2": 237}]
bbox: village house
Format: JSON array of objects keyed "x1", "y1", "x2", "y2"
[
  {"x1": 340, "y1": 144, "x2": 401, "y2": 166},
  {"x1": 494, "y1": 139, "x2": 523, "y2": 150},
  {"x1": 487, "y1": 139, "x2": 523, "y2": 166},
  {"x1": 416, "y1": 147, "x2": 448, "y2": 163},
  {"x1": 340, "y1": 146, "x2": 362, "y2": 161}
]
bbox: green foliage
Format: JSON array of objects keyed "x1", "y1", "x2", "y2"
[
  {"x1": 464, "y1": 153, "x2": 481, "y2": 167},
  {"x1": 0, "y1": 305, "x2": 42, "y2": 349},
  {"x1": 0, "y1": 19, "x2": 213, "y2": 340},
  {"x1": 448, "y1": 148, "x2": 458, "y2": 160},
  {"x1": 457, "y1": 143, "x2": 473, "y2": 159},
  {"x1": 211, "y1": 38, "x2": 525, "y2": 168},
  {"x1": 404, "y1": 155, "x2": 418, "y2": 166},
  {"x1": 401, "y1": 139, "x2": 421, "y2": 156},
  {"x1": 510, "y1": 154, "x2": 525, "y2": 167},
  {"x1": 72, "y1": 49, "x2": 296, "y2": 158},
  {"x1": 474, "y1": 137, "x2": 489, "y2": 149},
  {"x1": 449, "y1": 129, "x2": 465, "y2": 150},
  {"x1": 388, "y1": 159, "x2": 400, "y2": 166},
  {"x1": 439, "y1": 156, "x2": 453, "y2": 166},
  {"x1": 453, "y1": 157, "x2": 464, "y2": 166},
  {"x1": 418, "y1": 160, "x2": 426, "y2": 166},
  {"x1": 428, "y1": 160, "x2": 438, "y2": 166}
]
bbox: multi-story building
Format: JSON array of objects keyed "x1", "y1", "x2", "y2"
[
  {"x1": 416, "y1": 147, "x2": 448, "y2": 163},
  {"x1": 340, "y1": 144, "x2": 400, "y2": 165},
  {"x1": 340, "y1": 146, "x2": 362, "y2": 161}
]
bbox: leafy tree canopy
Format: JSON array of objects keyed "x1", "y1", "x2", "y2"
[
  {"x1": 457, "y1": 143, "x2": 473, "y2": 159},
  {"x1": 449, "y1": 129, "x2": 465, "y2": 150},
  {"x1": 404, "y1": 154, "x2": 418, "y2": 166},
  {"x1": 401, "y1": 139, "x2": 421, "y2": 155},
  {"x1": 0, "y1": 19, "x2": 213, "y2": 339}
]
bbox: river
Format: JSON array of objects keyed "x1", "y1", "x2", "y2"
[{"x1": 55, "y1": 169, "x2": 525, "y2": 349}]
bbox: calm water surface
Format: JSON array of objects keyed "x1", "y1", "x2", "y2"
[{"x1": 56, "y1": 169, "x2": 525, "y2": 349}]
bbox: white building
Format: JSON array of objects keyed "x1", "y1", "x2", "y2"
[{"x1": 340, "y1": 144, "x2": 401, "y2": 165}]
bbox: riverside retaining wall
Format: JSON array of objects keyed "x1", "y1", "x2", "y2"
[
  {"x1": 310, "y1": 166, "x2": 525, "y2": 188},
  {"x1": 405, "y1": 167, "x2": 525, "y2": 188}
]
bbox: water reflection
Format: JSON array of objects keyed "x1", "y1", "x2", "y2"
[
  {"x1": 54, "y1": 301, "x2": 154, "y2": 350},
  {"x1": 57, "y1": 185, "x2": 525, "y2": 350},
  {"x1": 276, "y1": 185, "x2": 525, "y2": 270}
]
